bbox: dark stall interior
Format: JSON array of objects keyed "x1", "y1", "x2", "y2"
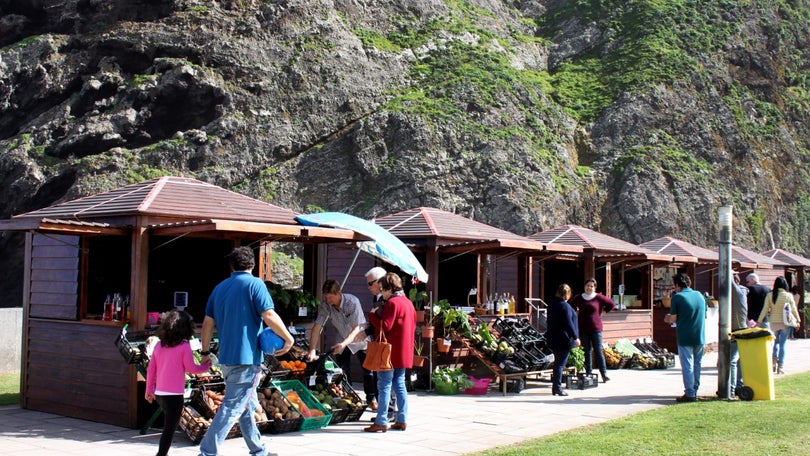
[
  {"x1": 147, "y1": 236, "x2": 233, "y2": 323},
  {"x1": 437, "y1": 252, "x2": 478, "y2": 306}
]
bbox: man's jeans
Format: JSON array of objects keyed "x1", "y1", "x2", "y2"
[
  {"x1": 678, "y1": 344, "x2": 704, "y2": 398},
  {"x1": 729, "y1": 340, "x2": 744, "y2": 394},
  {"x1": 199, "y1": 365, "x2": 266, "y2": 456}
]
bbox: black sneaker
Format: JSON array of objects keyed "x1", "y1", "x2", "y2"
[{"x1": 675, "y1": 395, "x2": 697, "y2": 403}]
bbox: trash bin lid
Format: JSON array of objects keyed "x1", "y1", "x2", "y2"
[{"x1": 730, "y1": 327, "x2": 774, "y2": 340}]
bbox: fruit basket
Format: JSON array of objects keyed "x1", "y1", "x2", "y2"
[
  {"x1": 178, "y1": 404, "x2": 209, "y2": 444},
  {"x1": 271, "y1": 379, "x2": 332, "y2": 431}
]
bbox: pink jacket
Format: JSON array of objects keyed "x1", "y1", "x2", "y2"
[{"x1": 146, "y1": 340, "x2": 211, "y2": 395}]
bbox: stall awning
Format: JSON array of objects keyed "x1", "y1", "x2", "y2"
[
  {"x1": 148, "y1": 219, "x2": 364, "y2": 242},
  {"x1": 0, "y1": 217, "x2": 128, "y2": 235}
]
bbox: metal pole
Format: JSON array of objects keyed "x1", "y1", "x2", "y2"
[{"x1": 717, "y1": 205, "x2": 733, "y2": 399}]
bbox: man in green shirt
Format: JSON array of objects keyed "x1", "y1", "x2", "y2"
[{"x1": 664, "y1": 273, "x2": 706, "y2": 402}]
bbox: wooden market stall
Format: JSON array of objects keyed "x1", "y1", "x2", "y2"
[
  {"x1": 641, "y1": 236, "x2": 741, "y2": 351},
  {"x1": 0, "y1": 176, "x2": 361, "y2": 428},
  {"x1": 528, "y1": 225, "x2": 677, "y2": 344}
]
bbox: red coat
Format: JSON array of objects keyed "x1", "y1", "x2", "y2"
[{"x1": 368, "y1": 294, "x2": 416, "y2": 368}]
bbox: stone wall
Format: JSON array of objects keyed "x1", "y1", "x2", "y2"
[{"x1": 0, "y1": 308, "x2": 22, "y2": 374}]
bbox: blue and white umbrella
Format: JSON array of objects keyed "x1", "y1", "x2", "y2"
[{"x1": 296, "y1": 212, "x2": 429, "y2": 283}]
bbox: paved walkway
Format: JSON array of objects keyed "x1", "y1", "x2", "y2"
[{"x1": 3, "y1": 338, "x2": 809, "y2": 456}]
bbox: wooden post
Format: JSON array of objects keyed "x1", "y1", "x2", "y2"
[{"x1": 128, "y1": 222, "x2": 149, "y2": 428}]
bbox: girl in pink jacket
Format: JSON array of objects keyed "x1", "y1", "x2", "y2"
[{"x1": 146, "y1": 310, "x2": 211, "y2": 456}]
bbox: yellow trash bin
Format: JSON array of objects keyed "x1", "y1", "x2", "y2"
[{"x1": 731, "y1": 328, "x2": 775, "y2": 400}]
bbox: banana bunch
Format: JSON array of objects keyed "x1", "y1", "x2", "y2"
[{"x1": 603, "y1": 346, "x2": 624, "y2": 369}]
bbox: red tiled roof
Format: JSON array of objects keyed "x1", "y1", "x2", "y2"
[
  {"x1": 639, "y1": 236, "x2": 717, "y2": 262},
  {"x1": 761, "y1": 248, "x2": 810, "y2": 267},
  {"x1": 12, "y1": 176, "x2": 299, "y2": 225},
  {"x1": 373, "y1": 207, "x2": 581, "y2": 253},
  {"x1": 732, "y1": 245, "x2": 786, "y2": 269},
  {"x1": 529, "y1": 225, "x2": 670, "y2": 260}
]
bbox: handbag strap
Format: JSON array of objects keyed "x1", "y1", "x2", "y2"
[{"x1": 378, "y1": 330, "x2": 388, "y2": 343}]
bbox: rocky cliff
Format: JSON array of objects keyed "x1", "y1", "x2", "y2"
[{"x1": 1, "y1": 0, "x2": 809, "y2": 305}]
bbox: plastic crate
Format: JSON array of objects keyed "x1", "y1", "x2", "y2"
[
  {"x1": 257, "y1": 385, "x2": 304, "y2": 434},
  {"x1": 114, "y1": 328, "x2": 154, "y2": 364},
  {"x1": 272, "y1": 379, "x2": 332, "y2": 431},
  {"x1": 464, "y1": 376, "x2": 491, "y2": 395},
  {"x1": 332, "y1": 375, "x2": 366, "y2": 422},
  {"x1": 309, "y1": 374, "x2": 365, "y2": 424},
  {"x1": 565, "y1": 373, "x2": 599, "y2": 390},
  {"x1": 307, "y1": 379, "x2": 348, "y2": 425}
]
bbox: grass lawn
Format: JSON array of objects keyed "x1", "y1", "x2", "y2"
[
  {"x1": 474, "y1": 372, "x2": 810, "y2": 455},
  {"x1": 0, "y1": 373, "x2": 20, "y2": 406}
]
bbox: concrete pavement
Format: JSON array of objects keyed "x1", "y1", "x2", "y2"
[{"x1": 3, "y1": 338, "x2": 809, "y2": 456}]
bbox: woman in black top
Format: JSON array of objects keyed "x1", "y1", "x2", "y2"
[{"x1": 545, "y1": 283, "x2": 581, "y2": 396}]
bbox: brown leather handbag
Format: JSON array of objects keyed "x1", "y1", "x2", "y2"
[{"x1": 363, "y1": 331, "x2": 393, "y2": 371}]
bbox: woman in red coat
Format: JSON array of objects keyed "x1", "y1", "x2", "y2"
[{"x1": 364, "y1": 272, "x2": 416, "y2": 432}]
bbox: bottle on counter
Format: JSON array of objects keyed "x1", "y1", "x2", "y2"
[
  {"x1": 102, "y1": 294, "x2": 113, "y2": 321},
  {"x1": 508, "y1": 293, "x2": 516, "y2": 314},
  {"x1": 123, "y1": 294, "x2": 131, "y2": 322},
  {"x1": 112, "y1": 293, "x2": 122, "y2": 321}
]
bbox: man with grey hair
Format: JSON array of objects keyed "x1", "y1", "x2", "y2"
[
  {"x1": 365, "y1": 266, "x2": 395, "y2": 418},
  {"x1": 746, "y1": 273, "x2": 770, "y2": 328}
]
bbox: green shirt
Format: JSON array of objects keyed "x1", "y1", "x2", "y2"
[{"x1": 671, "y1": 287, "x2": 706, "y2": 346}]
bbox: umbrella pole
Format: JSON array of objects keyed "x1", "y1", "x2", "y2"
[
  {"x1": 340, "y1": 248, "x2": 362, "y2": 289},
  {"x1": 427, "y1": 291, "x2": 434, "y2": 392}
]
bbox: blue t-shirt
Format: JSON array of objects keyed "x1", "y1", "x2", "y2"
[
  {"x1": 206, "y1": 271, "x2": 274, "y2": 365},
  {"x1": 671, "y1": 287, "x2": 706, "y2": 346}
]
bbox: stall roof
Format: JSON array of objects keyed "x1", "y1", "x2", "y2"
[
  {"x1": 761, "y1": 248, "x2": 810, "y2": 268},
  {"x1": 529, "y1": 225, "x2": 672, "y2": 262},
  {"x1": 372, "y1": 207, "x2": 582, "y2": 254},
  {"x1": 0, "y1": 176, "x2": 361, "y2": 242},
  {"x1": 637, "y1": 236, "x2": 708, "y2": 263},
  {"x1": 639, "y1": 236, "x2": 766, "y2": 270},
  {"x1": 731, "y1": 245, "x2": 786, "y2": 269}
]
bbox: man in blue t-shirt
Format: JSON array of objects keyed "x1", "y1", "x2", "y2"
[
  {"x1": 664, "y1": 272, "x2": 707, "y2": 403},
  {"x1": 199, "y1": 246, "x2": 294, "y2": 456}
]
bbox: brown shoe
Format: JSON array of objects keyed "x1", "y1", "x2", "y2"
[
  {"x1": 369, "y1": 399, "x2": 378, "y2": 411},
  {"x1": 390, "y1": 422, "x2": 407, "y2": 431},
  {"x1": 363, "y1": 423, "x2": 388, "y2": 433}
]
